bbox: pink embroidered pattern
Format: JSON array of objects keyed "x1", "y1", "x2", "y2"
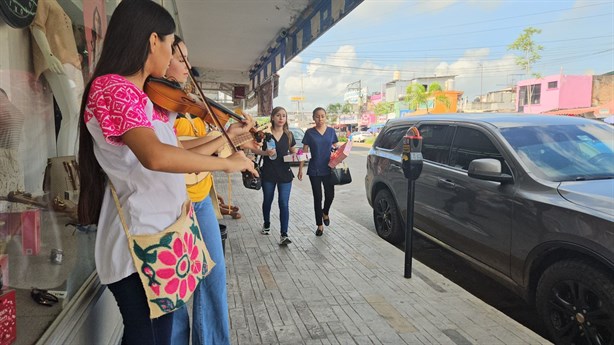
[
  {"x1": 152, "y1": 106, "x2": 170, "y2": 123},
  {"x1": 84, "y1": 74, "x2": 153, "y2": 145},
  {"x1": 156, "y1": 231, "x2": 202, "y2": 299}
]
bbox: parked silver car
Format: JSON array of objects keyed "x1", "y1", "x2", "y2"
[
  {"x1": 351, "y1": 130, "x2": 373, "y2": 143},
  {"x1": 365, "y1": 114, "x2": 614, "y2": 344}
]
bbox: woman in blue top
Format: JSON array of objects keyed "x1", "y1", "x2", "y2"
[{"x1": 298, "y1": 107, "x2": 339, "y2": 236}]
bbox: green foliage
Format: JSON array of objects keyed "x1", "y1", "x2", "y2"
[
  {"x1": 341, "y1": 102, "x2": 353, "y2": 114},
  {"x1": 327, "y1": 103, "x2": 342, "y2": 114},
  {"x1": 405, "y1": 82, "x2": 450, "y2": 114},
  {"x1": 508, "y1": 27, "x2": 543, "y2": 78},
  {"x1": 374, "y1": 101, "x2": 395, "y2": 115}
]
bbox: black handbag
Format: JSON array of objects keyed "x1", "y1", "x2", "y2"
[
  {"x1": 330, "y1": 163, "x2": 352, "y2": 185},
  {"x1": 243, "y1": 157, "x2": 262, "y2": 190}
]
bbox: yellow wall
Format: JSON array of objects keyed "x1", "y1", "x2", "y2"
[{"x1": 413, "y1": 91, "x2": 463, "y2": 115}]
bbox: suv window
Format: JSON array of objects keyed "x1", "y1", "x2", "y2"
[
  {"x1": 419, "y1": 124, "x2": 454, "y2": 164},
  {"x1": 449, "y1": 127, "x2": 511, "y2": 174},
  {"x1": 376, "y1": 126, "x2": 409, "y2": 150}
]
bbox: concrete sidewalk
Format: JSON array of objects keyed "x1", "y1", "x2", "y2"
[{"x1": 214, "y1": 172, "x2": 551, "y2": 345}]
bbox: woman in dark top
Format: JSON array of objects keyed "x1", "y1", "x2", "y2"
[
  {"x1": 298, "y1": 107, "x2": 339, "y2": 236},
  {"x1": 252, "y1": 106, "x2": 296, "y2": 245}
]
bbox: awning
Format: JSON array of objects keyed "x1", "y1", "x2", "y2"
[
  {"x1": 543, "y1": 100, "x2": 614, "y2": 118},
  {"x1": 543, "y1": 107, "x2": 596, "y2": 116}
]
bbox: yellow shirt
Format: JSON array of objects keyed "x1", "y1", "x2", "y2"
[{"x1": 174, "y1": 114, "x2": 213, "y2": 202}]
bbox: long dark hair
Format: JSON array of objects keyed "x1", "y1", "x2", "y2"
[
  {"x1": 270, "y1": 106, "x2": 293, "y2": 147},
  {"x1": 78, "y1": 0, "x2": 175, "y2": 225},
  {"x1": 172, "y1": 35, "x2": 183, "y2": 54}
]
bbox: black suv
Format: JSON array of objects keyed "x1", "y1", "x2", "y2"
[{"x1": 365, "y1": 114, "x2": 614, "y2": 344}]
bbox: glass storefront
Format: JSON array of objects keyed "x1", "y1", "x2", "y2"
[{"x1": 0, "y1": 0, "x2": 119, "y2": 343}]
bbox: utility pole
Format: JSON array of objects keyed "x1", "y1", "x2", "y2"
[{"x1": 479, "y1": 62, "x2": 484, "y2": 110}]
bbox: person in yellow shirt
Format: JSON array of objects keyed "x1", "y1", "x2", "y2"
[{"x1": 168, "y1": 36, "x2": 252, "y2": 345}]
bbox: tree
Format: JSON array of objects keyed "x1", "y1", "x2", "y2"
[
  {"x1": 508, "y1": 27, "x2": 543, "y2": 79},
  {"x1": 405, "y1": 82, "x2": 450, "y2": 114},
  {"x1": 327, "y1": 103, "x2": 342, "y2": 114},
  {"x1": 508, "y1": 27, "x2": 543, "y2": 111},
  {"x1": 374, "y1": 101, "x2": 395, "y2": 116},
  {"x1": 341, "y1": 102, "x2": 353, "y2": 114}
]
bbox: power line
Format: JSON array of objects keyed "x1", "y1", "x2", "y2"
[
  {"x1": 315, "y1": 12, "x2": 612, "y2": 47},
  {"x1": 305, "y1": 35, "x2": 612, "y2": 56},
  {"x1": 318, "y1": 2, "x2": 609, "y2": 47},
  {"x1": 288, "y1": 48, "x2": 613, "y2": 75}
]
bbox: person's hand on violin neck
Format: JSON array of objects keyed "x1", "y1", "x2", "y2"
[
  {"x1": 226, "y1": 112, "x2": 255, "y2": 138},
  {"x1": 225, "y1": 151, "x2": 259, "y2": 176},
  {"x1": 239, "y1": 139, "x2": 262, "y2": 152}
]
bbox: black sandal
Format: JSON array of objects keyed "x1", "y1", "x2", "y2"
[
  {"x1": 31, "y1": 288, "x2": 59, "y2": 307},
  {"x1": 323, "y1": 214, "x2": 330, "y2": 226},
  {"x1": 315, "y1": 227, "x2": 324, "y2": 236}
]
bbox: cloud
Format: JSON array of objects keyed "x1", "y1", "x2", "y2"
[
  {"x1": 277, "y1": 45, "x2": 388, "y2": 111},
  {"x1": 413, "y1": 0, "x2": 503, "y2": 13},
  {"x1": 347, "y1": 0, "x2": 407, "y2": 23},
  {"x1": 272, "y1": 43, "x2": 521, "y2": 112}
]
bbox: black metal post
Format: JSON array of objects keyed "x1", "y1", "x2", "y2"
[{"x1": 404, "y1": 179, "x2": 415, "y2": 278}]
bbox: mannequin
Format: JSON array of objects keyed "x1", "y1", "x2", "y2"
[
  {"x1": 0, "y1": 89, "x2": 25, "y2": 196},
  {"x1": 30, "y1": 0, "x2": 84, "y2": 156}
]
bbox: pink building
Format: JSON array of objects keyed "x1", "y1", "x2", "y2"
[
  {"x1": 516, "y1": 74, "x2": 593, "y2": 113},
  {"x1": 360, "y1": 112, "x2": 376, "y2": 126},
  {"x1": 370, "y1": 93, "x2": 383, "y2": 105}
]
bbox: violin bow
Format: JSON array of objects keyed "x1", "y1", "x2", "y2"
[{"x1": 177, "y1": 46, "x2": 239, "y2": 154}]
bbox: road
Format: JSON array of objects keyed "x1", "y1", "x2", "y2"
[{"x1": 292, "y1": 144, "x2": 548, "y2": 340}]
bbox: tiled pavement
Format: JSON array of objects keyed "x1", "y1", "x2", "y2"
[{"x1": 214, "y1": 173, "x2": 551, "y2": 345}]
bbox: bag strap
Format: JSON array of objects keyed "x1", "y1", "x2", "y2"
[{"x1": 108, "y1": 180, "x2": 132, "y2": 240}]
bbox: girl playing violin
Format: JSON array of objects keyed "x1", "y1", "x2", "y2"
[
  {"x1": 166, "y1": 35, "x2": 240, "y2": 345},
  {"x1": 77, "y1": 1, "x2": 256, "y2": 343}
]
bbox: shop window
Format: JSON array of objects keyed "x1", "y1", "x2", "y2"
[{"x1": 0, "y1": 0, "x2": 116, "y2": 342}]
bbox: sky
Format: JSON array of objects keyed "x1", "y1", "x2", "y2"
[{"x1": 270, "y1": 0, "x2": 614, "y2": 113}]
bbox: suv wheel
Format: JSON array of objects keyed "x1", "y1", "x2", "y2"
[
  {"x1": 536, "y1": 260, "x2": 614, "y2": 345},
  {"x1": 373, "y1": 189, "x2": 404, "y2": 244}
]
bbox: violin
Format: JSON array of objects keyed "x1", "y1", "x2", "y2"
[{"x1": 144, "y1": 77, "x2": 265, "y2": 142}]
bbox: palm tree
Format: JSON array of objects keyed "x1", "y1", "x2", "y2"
[
  {"x1": 327, "y1": 103, "x2": 342, "y2": 114},
  {"x1": 341, "y1": 102, "x2": 353, "y2": 114},
  {"x1": 405, "y1": 82, "x2": 450, "y2": 114}
]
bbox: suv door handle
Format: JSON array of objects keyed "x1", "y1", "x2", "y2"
[{"x1": 437, "y1": 178, "x2": 456, "y2": 190}]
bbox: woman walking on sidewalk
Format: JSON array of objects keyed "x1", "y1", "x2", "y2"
[
  {"x1": 298, "y1": 107, "x2": 339, "y2": 236},
  {"x1": 251, "y1": 106, "x2": 297, "y2": 245}
]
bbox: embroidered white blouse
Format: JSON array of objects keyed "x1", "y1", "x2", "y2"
[{"x1": 85, "y1": 74, "x2": 186, "y2": 285}]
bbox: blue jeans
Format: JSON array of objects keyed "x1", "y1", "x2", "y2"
[
  {"x1": 262, "y1": 180, "x2": 292, "y2": 236},
  {"x1": 171, "y1": 196, "x2": 230, "y2": 345},
  {"x1": 107, "y1": 273, "x2": 175, "y2": 345}
]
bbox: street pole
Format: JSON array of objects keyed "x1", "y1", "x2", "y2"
[
  {"x1": 480, "y1": 63, "x2": 483, "y2": 110},
  {"x1": 402, "y1": 127, "x2": 423, "y2": 279},
  {"x1": 404, "y1": 178, "x2": 416, "y2": 278}
]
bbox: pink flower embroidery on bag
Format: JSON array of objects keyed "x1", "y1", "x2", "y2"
[{"x1": 156, "y1": 231, "x2": 202, "y2": 299}]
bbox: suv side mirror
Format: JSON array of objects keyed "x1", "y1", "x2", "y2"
[{"x1": 468, "y1": 158, "x2": 513, "y2": 183}]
